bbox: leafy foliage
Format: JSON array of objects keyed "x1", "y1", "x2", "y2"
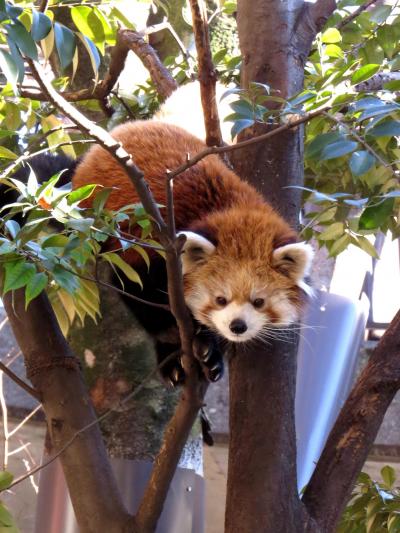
[
  {"x1": 0, "y1": 167, "x2": 159, "y2": 334},
  {"x1": 339, "y1": 466, "x2": 400, "y2": 533},
  {"x1": 220, "y1": 0, "x2": 400, "y2": 256}
]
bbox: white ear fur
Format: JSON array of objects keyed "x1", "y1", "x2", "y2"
[
  {"x1": 178, "y1": 231, "x2": 216, "y2": 274},
  {"x1": 272, "y1": 242, "x2": 314, "y2": 286}
]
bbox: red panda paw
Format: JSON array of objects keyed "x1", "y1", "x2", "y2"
[{"x1": 192, "y1": 329, "x2": 224, "y2": 383}]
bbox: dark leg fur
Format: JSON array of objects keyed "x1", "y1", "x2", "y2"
[{"x1": 117, "y1": 259, "x2": 224, "y2": 384}]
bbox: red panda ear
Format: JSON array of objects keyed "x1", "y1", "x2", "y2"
[
  {"x1": 272, "y1": 242, "x2": 313, "y2": 288},
  {"x1": 178, "y1": 231, "x2": 216, "y2": 274}
]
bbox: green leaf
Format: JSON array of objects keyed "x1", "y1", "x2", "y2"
[
  {"x1": 324, "y1": 44, "x2": 344, "y2": 59},
  {"x1": 231, "y1": 118, "x2": 254, "y2": 138},
  {"x1": 0, "y1": 146, "x2": 17, "y2": 160},
  {"x1": 67, "y1": 184, "x2": 97, "y2": 205},
  {"x1": 318, "y1": 222, "x2": 344, "y2": 241},
  {"x1": 54, "y1": 23, "x2": 76, "y2": 70},
  {"x1": 77, "y1": 34, "x2": 101, "y2": 77},
  {"x1": 92, "y1": 187, "x2": 112, "y2": 214},
  {"x1": 349, "y1": 151, "x2": 375, "y2": 176},
  {"x1": 368, "y1": 120, "x2": 400, "y2": 137},
  {"x1": 321, "y1": 28, "x2": 342, "y2": 43},
  {"x1": 5, "y1": 220, "x2": 20, "y2": 239},
  {"x1": 41, "y1": 234, "x2": 69, "y2": 248},
  {"x1": 0, "y1": 502, "x2": 18, "y2": 530},
  {"x1": 52, "y1": 264, "x2": 80, "y2": 293},
  {"x1": 358, "y1": 103, "x2": 399, "y2": 121},
  {"x1": 388, "y1": 513, "x2": 400, "y2": 533},
  {"x1": 381, "y1": 465, "x2": 396, "y2": 489},
  {"x1": 305, "y1": 132, "x2": 342, "y2": 159},
  {"x1": 351, "y1": 64, "x2": 380, "y2": 85},
  {"x1": 103, "y1": 252, "x2": 143, "y2": 288},
  {"x1": 71, "y1": 6, "x2": 105, "y2": 53},
  {"x1": 0, "y1": 49, "x2": 18, "y2": 88},
  {"x1": 25, "y1": 272, "x2": 48, "y2": 308},
  {"x1": 0, "y1": 471, "x2": 13, "y2": 491},
  {"x1": 353, "y1": 235, "x2": 379, "y2": 258},
  {"x1": 5, "y1": 20, "x2": 38, "y2": 60},
  {"x1": 359, "y1": 198, "x2": 394, "y2": 230},
  {"x1": 320, "y1": 140, "x2": 358, "y2": 160},
  {"x1": 3, "y1": 260, "x2": 36, "y2": 294},
  {"x1": 329, "y1": 233, "x2": 350, "y2": 255},
  {"x1": 7, "y1": 37, "x2": 26, "y2": 84},
  {"x1": 31, "y1": 11, "x2": 52, "y2": 41}
]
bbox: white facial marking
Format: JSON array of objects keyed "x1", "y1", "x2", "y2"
[
  {"x1": 268, "y1": 293, "x2": 299, "y2": 327},
  {"x1": 178, "y1": 231, "x2": 215, "y2": 275},
  {"x1": 210, "y1": 302, "x2": 266, "y2": 342},
  {"x1": 272, "y1": 242, "x2": 314, "y2": 293}
]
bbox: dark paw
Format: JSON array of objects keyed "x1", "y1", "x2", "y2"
[
  {"x1": 192, "y1": 330, "x2": 224, "y2": 383},
  {"x1": 156, "y1": 342, "x2": 185, "y2": 387}
]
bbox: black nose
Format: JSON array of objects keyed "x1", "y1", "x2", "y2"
[{"x1": 229, "y1": 319, "x2": 248, "y2": 335}]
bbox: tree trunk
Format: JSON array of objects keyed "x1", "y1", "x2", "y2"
[
  {"x1": 225, "y1": 0, "x2": 310, "y2": 530},
  {"x1": 3, "y1": 291, "x2": 132, "y2": 533}
]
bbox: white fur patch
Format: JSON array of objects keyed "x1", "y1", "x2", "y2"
[
  {"x1": 272, "y1": 242, "x2": 314, "y2": 293},
  {"x1": 178, "y1": 231, "x2": 215, "y2": 275},
  {"x1": 210, "y1": 302, "x2": 266, "y2": 342}
]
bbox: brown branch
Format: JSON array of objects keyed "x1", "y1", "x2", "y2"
[
  {"x1": 3, "y1": 290, "x2": 132, "y2": 531},
  {"x1": 168, "y1": 108, "x2": 327, "y2": 180},
  {"x1": 189, "y1": 0, "x2": 223, "y2": 147},
  {"x1": 27, "y1": 58, "x2": 205, "y2": 531},
  {"x1": 294, "y1": 0, "x2": 337, "y2": 57},
  {"x1": 38, "y1": 0, "x2": 48, "y2": 13},
  {"x1": 0, "y1": 361, "x2": 41, "y2": 401},
  {"x1": 337, "y1": 0, "x2": 377, "y2": 29},
  {"x1": 355, "y1": 71, "x2": 400, "y2": 92},
  {"x1": 118, "y1": 29, "x2": 178, "y2": 100},
  {"x1": 21, "y1": 27, "x2": 176, "y2": 110},
  {"x1": 303, "y1": 309, "x2": 400, "y2": 531}
]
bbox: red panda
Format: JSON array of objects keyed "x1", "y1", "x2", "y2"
[{"x1": 73, "y1": 120, "x2": 313, "y2": 383}]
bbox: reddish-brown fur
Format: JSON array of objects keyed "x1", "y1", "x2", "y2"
[
  {"x1": 73, "y1": 120, "x2": 305, "y2": 331},
  {"x1": 73, "y1": 121, "x2": 295, "y2": 250}
]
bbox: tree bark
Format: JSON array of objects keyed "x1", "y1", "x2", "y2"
[
  {"x1": 303, "y1": 309, "x2": 400, "y2": 531},
  {"x1": 3, "y1": 290, "x2": 132, "y2": 533},
  {"x1": 225, "y1": 0, "x2": 312, "y2": 531}
]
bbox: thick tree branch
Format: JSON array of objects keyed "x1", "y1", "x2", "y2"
[
  {"x1": 294, "y1": 0, "x2": 337, "y2": 57},
  {"x1": 189, "y1": 0, "x2": 223, "y2": 146},
  {"x1": 303, "y1": 309, "x2": 400, "y2": 531},
  {"x1": 3, "y1": 291, "x2": 132, "y2": 533}
]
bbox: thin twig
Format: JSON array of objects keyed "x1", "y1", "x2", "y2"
[
  {"x1": 0, "y1": 361, "x2": 41, "y2": 401},
  {"x1": 337, "y1": 0, "x2": 377, "y2": 29},
  {"x1": 168, "y1": 108, "x2": 327, "y2": 180},
  {"x1": 325, "y1": 111, "x2": 398, "y2": 175},
  {"x1": 9, "y1": 405, "x2": 42, "y2": 438}
]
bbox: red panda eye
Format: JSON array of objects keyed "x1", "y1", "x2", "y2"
[
  {"x1": 253, "y1": 298, "x2": 265, "y2": 309},
  {"x1": 216, "y1": 296, "x2": 227, "y2": 306}
]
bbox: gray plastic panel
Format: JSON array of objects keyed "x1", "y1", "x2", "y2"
[
  {"x1": 34, "y1": 458, "x2": 204, "y2": 533},
  {"x1": 296, "y1": 290, "x2": 369, "y2": 490}
]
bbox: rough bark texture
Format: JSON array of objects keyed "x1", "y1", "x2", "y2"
[
  {"x1": 225, "y1": 0, "x2": 310, "y2": 531},
  {"x1": 303, "y1": 309, "x2": 400, "y2": 531},
  {"x1": 225, "y1": 339, "x2": 304, "y2": 532},
  {"x1": 3, "y1": 291, "x2": 132, "y2": 533}
]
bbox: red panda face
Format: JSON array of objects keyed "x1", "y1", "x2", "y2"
[{"x1": 179, "y1": 231, "x2": 313, "y2": 343}]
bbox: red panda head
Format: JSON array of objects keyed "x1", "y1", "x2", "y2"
[{"x1": 178, "y1": 208, "x2": 313, "y2": 343}]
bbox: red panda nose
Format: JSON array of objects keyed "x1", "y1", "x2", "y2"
[{"x1": 229, "y1": 319, "x2": 248, "y2": 335}]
